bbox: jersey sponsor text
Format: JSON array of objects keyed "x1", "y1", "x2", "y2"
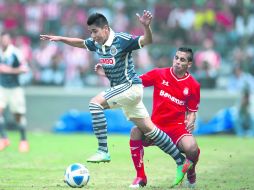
[
  {"x1": 99, "y1": 57, "x2": 115, "y2": 65},
  {"x1": 159, "y1": 90, "x2": 185, "y2": 106}
]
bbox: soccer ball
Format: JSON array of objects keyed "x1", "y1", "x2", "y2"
[{"x1": 64, "y1": 163, "x2": 90, "y2": 188}]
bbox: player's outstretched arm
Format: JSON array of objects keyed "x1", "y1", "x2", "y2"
[
  {"x1": 0, "y1": 64, "x2": 29, "y2": 74},
  {"x1": 40, "y1": 34, "x2": 86, "y2": 49},
  {"x1": 136, "y1": 10, "x2": 153, "y2": 47}
]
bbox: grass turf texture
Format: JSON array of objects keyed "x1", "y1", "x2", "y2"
[{"x1": 0, "y1": 132, "x2": 253, "y2": 190}]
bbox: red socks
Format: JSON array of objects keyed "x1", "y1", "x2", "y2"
[
  {"x1": 187, "y1": 148, "x2": 200, "y2": 183},
  {"x1": 130, "y1": 140, "x2": 146, "y2": 178}
]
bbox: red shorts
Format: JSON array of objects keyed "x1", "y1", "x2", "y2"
[{"x1": 142, "y1": 123, "x2": 192, "y2": 147}]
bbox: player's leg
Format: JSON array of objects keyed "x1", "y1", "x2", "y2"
[
  {"x1": 10, "y1": 87, "x2": 29, "y2": 152},
  {"x1": 249, "y1": 113, "x2": 254, "y2": 137},
  {"x1": 14, "y1": 113, "x2": 29, "y2": 152},
  {"x1": 0, "y1": 110, "x2": 10, "y2": 151},
  {"x1": 0, "y1": 108, "x2": 7, "y2": 138},
  {"x1": 87, "y1": 91, "x2": 111, "y2": 163},
  {"x1": 122, "y1": 84, "x2": 191, "y2": 186},
  {"x1": 87, "y1": 82, "x2": 135, "y2": 163},
  {"x1": 131, "y1": 117, "x2": 192, "y2": 187},
  {"x1": 129, "y1": 126, "x2": 147, "y2": 188},
  {"x1": 177, "y1": 136, "x2": 200, "y2": 188},
  {"x1": 121, "y1": 84, "x2": 185, "y2": 165},
  {"x1": 0, "y1": 88, "x2": 10, "y2": 151}
]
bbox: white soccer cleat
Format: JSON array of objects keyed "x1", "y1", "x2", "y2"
[
  {"x1": 129, "y1": 176, "x2": 147, "y2": 188},
  {"x1": 86, "y1": 151, "x2": 111, "y2": 163}
]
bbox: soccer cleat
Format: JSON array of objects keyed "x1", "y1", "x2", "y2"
[
  {"x1": 185, "y1": 172, "x2": 196, "y2": 188},
  {"x1": 0, "y1": 138, "x2": 10, "y2": 151},
  {"x1": 129, "y1": 176, "x2": 147, "y2": 188},
  {"x1": 183, "y1": 180, "x2": 196, "y2": 188},
  {"x1": 182, "y1": 159, "x2": 193, "y2": 173},
  {"x1": 19, "y1": 140, "x2": 29, "y2": 153},
  {"x1": 86, "y1": 151, "x2": 111, "y2": 163},
  {"x1": 171, "y1": 159, "x2": 193, "y2": 187}
]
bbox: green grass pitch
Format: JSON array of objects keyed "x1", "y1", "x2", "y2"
[{"x1": 0, "y1": 132, "x2": 254, "y2": 190}]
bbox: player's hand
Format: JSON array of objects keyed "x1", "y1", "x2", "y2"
[
  {"x1": 136, "y1": 10, "x2": 153, "y2": 27},
  {"x1": 0, "y1": 64, "x2": 29, "y2": 74},
  {"x1": 94, "y1": 63, "x2": 106, "y2": 76},
  {"x1": 19, "y1": 65, "x2": 29, "y2": 73},
  {"x1": 185, "y1": 120, "x2": 195, "y2": 133},
  {"x1": 40, "y1": 34, "x2": 61, "y2": 42},
  {"x1": 0, "y1": 64, "x2": 11, "y2": 73}
]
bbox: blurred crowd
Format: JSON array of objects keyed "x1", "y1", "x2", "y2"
[{"x1": 1, "y1": 0, "x2": 254, "y2": 92}]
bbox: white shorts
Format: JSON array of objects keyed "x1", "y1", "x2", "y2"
[
  {"x1": 104, "y1": 83, "x2": 149, "y2": 119},
  {"x1": 0, "y1": 87, "x2": 26, "y2": 114}
]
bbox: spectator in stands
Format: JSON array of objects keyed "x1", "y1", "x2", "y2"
[
  {"x1": 33, "y1": 41, "x2": 58, "y2": 85},
  {"x1": 231, "y1": 87, "x2": 254, "y2": 137},
  {"x1": 235, "y1": 8, "x2": 254, "y2": 39},
  {"x1": 112, "y1": 1, "x2": 130, "y2": 32},
  {"x1": 62, "y1": 46, "x2": 90, "y2": 87},
  {"x1": 227, "y1": 65, "x2": 254, "y2": 93},
  {"x1": 194, "y1": 38, "x2": 221, "y2": 88}
]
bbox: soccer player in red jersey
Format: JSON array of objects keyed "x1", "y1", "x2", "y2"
[{"x1": 129, "y1": 47, "x2": 200, "y2": 188}]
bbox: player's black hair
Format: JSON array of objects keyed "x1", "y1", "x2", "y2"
[
  {"x1": 87, "y1": 13, "x2": 108, "y2": 28},
  {"x1": 178, "y1": 47, "x2": 193, "y2": 62}
]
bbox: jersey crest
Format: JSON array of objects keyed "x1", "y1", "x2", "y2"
[
  {"x1": 183, "y1": 87, "x2": 189, "y2": 96},
  {"x1": 110, "y1": 45, "x2": 118, "y2": 56}
]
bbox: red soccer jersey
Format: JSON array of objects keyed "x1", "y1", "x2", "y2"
[{"x1": 140, "y1": 67, "x2": 200, "y2": 130}]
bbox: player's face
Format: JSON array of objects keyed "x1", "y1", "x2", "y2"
[
  {"x1": 87, "y1": 25, "x2": 109, "y2": 45},
  {"x1": 0, "y1": 34, "x2": 11, "y2": 50},
  {"x1": 172, "y1": 51, "x2": 192, "y2": 75}
]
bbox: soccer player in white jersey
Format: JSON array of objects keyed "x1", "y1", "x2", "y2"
[
  {"x1": 0, "y1": 32, "x2": 30, "y2": 152},
  {"x1": 40, "y1": 11, "x2": 192, "y2": 185}
]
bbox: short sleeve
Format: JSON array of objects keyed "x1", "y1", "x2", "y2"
[
  {"x1": 140, "y1": 69, "x2": 158, "y2": 87},
  {"x1": 84, "y1": 38, "x2": 96, "y2": 51},
  {"x1": 187, "y1": 83, "x2": 200, "y2": 112},
  {"x1": 118, "y1": 32, "x2": 142, "y2": 52}
]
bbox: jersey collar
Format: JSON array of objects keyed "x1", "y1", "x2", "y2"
[
  {"x1": 170, "y1": 67, "x2": 190, "y2": 81},
  {"x1": 103, "y1": 28, "x2": 115, "y2": 47}
]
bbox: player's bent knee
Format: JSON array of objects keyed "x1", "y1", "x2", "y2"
[
  {"x1": 180, "y1": 137, "x2": 198, "y2": 155},
  {"x1": 130, "y1": 117, "x2": 154, "y2": 133},
  {"x1": 185, "y1": 143, "x2": 198, "y2": 155},
  {"x1": 130, "y1": 126, "x2": 143, "y2": 140}
]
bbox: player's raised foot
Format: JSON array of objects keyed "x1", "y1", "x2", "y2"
[
  {"x1": 19, "y1": 140, "x2": 29, "y2": 153},
  {"x1": 171, "y1": 159, "x2": 193, "y2": 188},
  {"x1": 86, "y1": 151, "x2": 111, "y2": 163},
  {"x1": 129, "y1": 176, "x2": 147, "y2": 188},
  {"x1": 0, "y1": 138, "x2": 10, "y2": 151}
]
